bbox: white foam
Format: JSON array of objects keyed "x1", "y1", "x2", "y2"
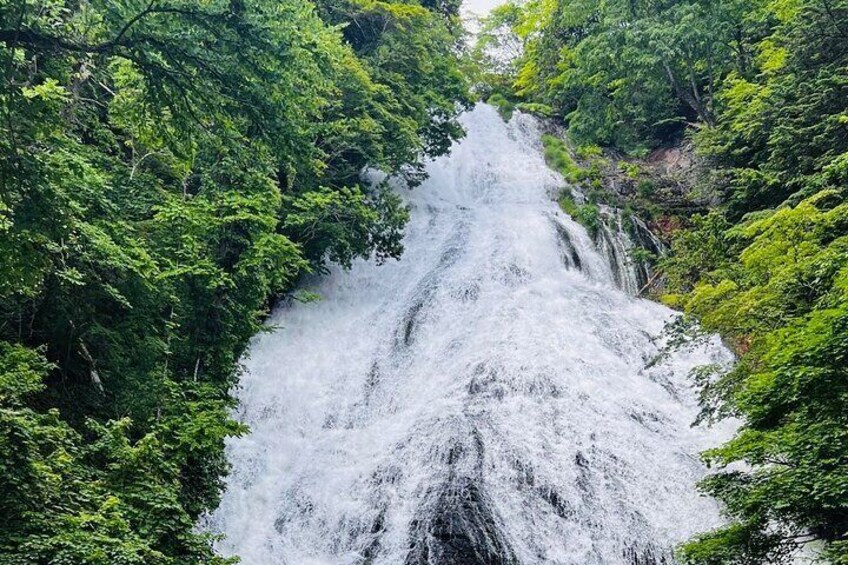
[{"x1": 206, "y1": 105, "x2": 735, "y2": 564}]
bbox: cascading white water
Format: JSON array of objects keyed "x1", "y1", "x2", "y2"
[
  {"x1": 591, "y1": 209, "x2": 665, "y2": 296},
  {"x1": 206, "y1": 105, "x2": 735, "y2": 565}
]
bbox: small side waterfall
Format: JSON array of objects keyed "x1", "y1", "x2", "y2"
[
  {"x1": 593, "y1": 208, "x2": 665, "y2": 295},
  {"x1": 206, "y1": 105, "x2": 734, "y2": 565}
]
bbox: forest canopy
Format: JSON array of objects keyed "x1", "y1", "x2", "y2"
[{"x1": 0, "y1": 0, "x2": 468, "y2": 562}]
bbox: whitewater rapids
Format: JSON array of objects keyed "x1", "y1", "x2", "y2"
[{"x1": 207, "y1": 105, "x2": 734, "y2": 564}]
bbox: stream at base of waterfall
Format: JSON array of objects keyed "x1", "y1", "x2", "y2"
[{"x1": 205, "y1": 105, "x2": 736, "y2": 565}]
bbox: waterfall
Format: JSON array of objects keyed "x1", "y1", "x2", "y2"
[{"x1": 206, "y1": 105, "x2": 735, "y2": 565}]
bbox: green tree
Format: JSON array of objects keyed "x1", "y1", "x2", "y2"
[
  {"x1": 0, "y1": 0, "x2": 467, "y2": 561},
  {"x1": 672, "y1": 192, "x2": 848, "y2": 564},
  {"x1": 488, "y1": 0, "x2": 769, "y2": 151}
]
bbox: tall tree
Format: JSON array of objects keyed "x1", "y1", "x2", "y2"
[{"x1": 0, "y1": 0, "x2": 468, "y2": 561}]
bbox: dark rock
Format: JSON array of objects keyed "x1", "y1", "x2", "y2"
[{"x1": 405, "y1": 477, "x2": 519, "y2": 565}]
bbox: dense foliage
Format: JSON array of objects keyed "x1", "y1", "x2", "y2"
[
  {"x1": 478, "y1": 0, "x2": 775, "y2": 152},
  {"x1": 0, "y1": 0, "x2": 468, "y2": 562},
  {"x1": 482, "y1": 0, "x2": 848, "y2": 562}
]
